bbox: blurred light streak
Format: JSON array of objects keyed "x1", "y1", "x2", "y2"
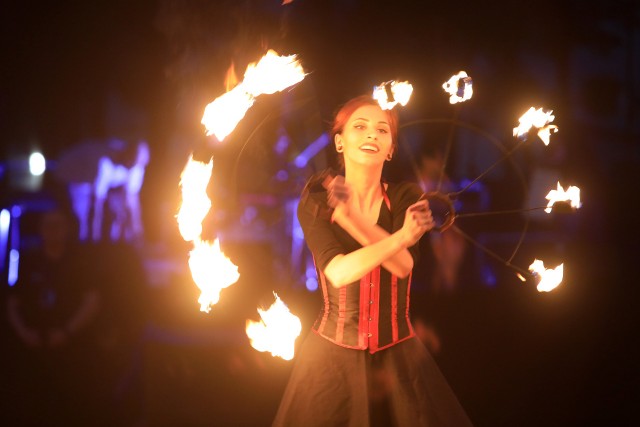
[{"x1": 29, "y1": 152, "x2": 46, "y2": 176}]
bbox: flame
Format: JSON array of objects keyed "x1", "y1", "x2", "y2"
[
  {"x1": 529, "y1": 259, "x2": 563, "y2": 292},
  {"x1": 442, "y1": 71, "x2": 473, "y2": 104},
  {"x1": 201, "y1": 49, "x2": 306, "y2": 141},
  {"x1": 189, "y1": 238, "x2": 240, "y2": 312},
  {"x1": 372, "y1": 80, "x2": 413, "y2": 110},
  {"x1": 242, "y1": 50, "x2": 306, "y2": 96},
  {"x1": 545, "y1": 182, "x2": 581, "y2": 213},
  {"x1": 513, "y1": 107, "x2": 558, "y2": 145},
  {"x1": 176, "y1": 156, "x2": 240, "y2": 312},
  {"x1": 224, "y1": 62, "x2": 239, "y2": 92},
  {"x1": 179, "y1": 51, "x2": 305, "y2": 312},
  {"x1": 201, "y1": 87, "x2": 256, "y2": 142},
  {"x1": 246, "y1": 293, "x2": 302, "y2": 360},
  {"x1": 176, "y1": 156, "x2": 213, "y2": 242}
]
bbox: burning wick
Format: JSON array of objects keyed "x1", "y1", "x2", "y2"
[
  {"x1": 246, "y1": 293, "x2": 302, "y2": 361},
  {"x1": 373, "y1": 80, "x2": 413, "y2": 110},
  {"x1": 529, "y1": 259, "x2": 563, "y2": 292},
  {"x1": 545, "y1": 182, "x2": 581, "y2": 213},
  {"x1": 513, "y1": 107, "x2": 558, "y2": 145},
  {"x1": 442, "y1": 71, "x2": 473, "y2": 104}
]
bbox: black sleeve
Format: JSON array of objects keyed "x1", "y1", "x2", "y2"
[{"x1": 297, "y1": 173, "x2": 346, "y2": 273}]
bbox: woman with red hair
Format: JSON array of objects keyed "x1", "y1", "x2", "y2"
[{"x1": 273, "y1": 95, "x2": 473, "y2": 427}]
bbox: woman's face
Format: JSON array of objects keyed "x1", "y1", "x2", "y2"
[{"x1": 336, "y1": 104, "x2": 393, "y2": 167}]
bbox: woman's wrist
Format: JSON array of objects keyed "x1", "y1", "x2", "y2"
[{"x1": 331, "y1": 205, "x2": 349, "y2": 223}]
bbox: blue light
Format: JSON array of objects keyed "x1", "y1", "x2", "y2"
[
  {"x1": 8, "y1": 249, "x2": 19, "y2": 286},
  {"x1": 305, "y1": 277, "x2": 318, "y2": 292},
  {"x1": 482, "y1": 265, "x2": 497, "y2": 287},
  {"x1": 293, "y1": 133, "x2": 330, "y2": 169},
  {"x1": 0, "y1": 209, "x2": 9, "y2": 274}
]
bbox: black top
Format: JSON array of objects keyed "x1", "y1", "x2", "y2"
[{"x1": 297, "y1": 171, "x2": 423, "y2": 353}]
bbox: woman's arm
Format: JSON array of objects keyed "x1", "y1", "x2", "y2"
[
  {"x1": 326, "y1": 176, "x2": 433, "y2": 280},
  {"x1": 332, "y1": 207, "x2": 414, "y2": 277},
  {"x1": 325, "y1": 201, "x2": 431, "y2": 287}
]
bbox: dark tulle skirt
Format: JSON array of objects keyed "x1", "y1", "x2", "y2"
[{"x1": 273, "y1": 332, "x2": 473, "y2": 427}]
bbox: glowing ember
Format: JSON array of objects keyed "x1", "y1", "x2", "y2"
[
  {"x1": 442, "y1": 71, "x2": 473, "y2": 104},
  {"x1": 201, "y1": 49, "x2": 306, "y2": 141},
  {"x1": 529, "y1": 259, "x2": 563, "y2": 292},
  {"x1": 246, "y1": 293, "x2": 302, "y2": 361},
  {"x1": 513, "y1": 107, "x2": 558, "y2": 145},
  {"x1": 545, "y1": 182, "x2": 581, "y2": 213},
  {"x1": 189, "y1": 238, "x2": 240, "y2": 312},
  {"x1": 373, "y1": 80, "x2": 413, "y2": 110}
]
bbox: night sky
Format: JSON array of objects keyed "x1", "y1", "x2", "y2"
[{"x1": 1, "y1": 1, "x2": 638, "y2": 426}]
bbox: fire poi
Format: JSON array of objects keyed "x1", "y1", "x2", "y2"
[
  {"x1": 442, "y1": 71, "x2": 473, "y2": 104},
  {"x1": 246, "y1": 293, "x2": 302, "y2": 361},
  {"x1": 177, "y1": 156, "x2": 239, "y2": 313},
  {"x1": 372, "y1": 80, "x2": 413, "y2": 110},
  {"x1": 397, "y1": 72, "x2": 581, "y2": 291},
  {"x1": 176, "y1": 50, "x2": 305, "y2": 358},
  {"x1": 545, "y1": 182, "x2": 581, "y2": 213},
  {"x1": 177, "y1": 53, "x2": 582, "y2": 361},
  {"x1": 513, "y1": 107, "x2": 558, "y2": 145}
]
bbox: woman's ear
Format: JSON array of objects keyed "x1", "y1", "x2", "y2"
[
  {"x1": 335, "y1": 134, "x2": 343, "y2": 153},
  {"x1": 387, "y1": 143, "x2": 396, "y2": 158}
]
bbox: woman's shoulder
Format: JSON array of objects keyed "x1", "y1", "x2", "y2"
[
  {"x1": 298, "y1": 168, "x2": 337, "y2": 221},
  {"x1": 302, "y1": 169, "x2": 334, "y2": 195},
  {"x1": 387, "y1": 180, "x2": 423, "y2": 201}
]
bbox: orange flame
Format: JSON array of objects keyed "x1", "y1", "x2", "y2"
[
  {"x1": 246, "y1": 293, "x2": 302, "y2": 360},
  {"x1": 201, "y1": 49, "x2": 306, "y2": 141},
  {"x1": 224, "y1": 62, "x2": 239, "y2": 92},
  {"x1": 442, "y1": 71, "x2": 473, "y2": 104},
  {"x1": 529, "y1": 259, "x2": 563, "y2": 292},
  {"x1": 372, "y1": 80, "x2": 413, "y2": 110},
  {"x1": 176, "y1": 156, "x2": 213, "y2": 242},
  {"x1": 513, "y1": 107, "x2": 558, "y2": 145},
  {"x1": 189, "y1": 238, "x2": 240, "y2": 312},
  {"x1": 545, "y1": 182, "x2": 581, "y2": 213},
  {"x1": 176, "y1": 156, "x2": 240, "y2": 312}
]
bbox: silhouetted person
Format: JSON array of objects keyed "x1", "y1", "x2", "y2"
[{"x1": 6, "y1": 206, "x2": 102, "y2": 424}]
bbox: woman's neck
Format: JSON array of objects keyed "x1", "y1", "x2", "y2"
[{"x1": 344, "y1": 163, "x2": 383, "y2": 212}]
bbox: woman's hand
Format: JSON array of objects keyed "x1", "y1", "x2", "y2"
[
  {"x1": 401, "y1": 199, "x2": 434, "y2": 247},
  {"x1": 326, "y1": 175, "x2": 351, "y2": 220}
]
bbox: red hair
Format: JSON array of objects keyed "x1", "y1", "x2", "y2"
[{"x1": 331, "y1": 95, "x2": 399, "y2": 145}]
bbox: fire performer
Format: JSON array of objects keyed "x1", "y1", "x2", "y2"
[{"x1": 273, "y1": 95, "x2": 473, "y2": 426}]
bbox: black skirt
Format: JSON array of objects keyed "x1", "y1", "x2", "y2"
[{"x1": 273, "y1": 332, "x2": 473, "y2": 427}]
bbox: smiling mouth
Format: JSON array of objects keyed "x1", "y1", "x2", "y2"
[{"x1": 359, "y1": 143, "x2": 380, "y2": 153}]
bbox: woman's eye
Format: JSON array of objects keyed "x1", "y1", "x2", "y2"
[
  {"x1": 378, "y1": 128, "x2": 388, "y2": 134},
  {"x1": 354, "y1": 124, "x2": 365, "y2": 130}
]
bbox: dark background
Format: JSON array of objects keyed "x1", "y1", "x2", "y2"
[{"x1": 1, "y1": 1, "x2": 638, "y2": 426}]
